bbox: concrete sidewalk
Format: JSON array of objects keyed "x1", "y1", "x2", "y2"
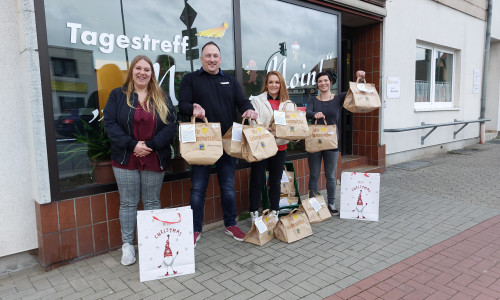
[{"x1": 1, "y1": 140, "x2": 499, "y2": 300}]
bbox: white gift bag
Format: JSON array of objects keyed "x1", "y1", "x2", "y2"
[
  {"x1": 340, "y1": 172, "x2": 380, "y2": 221},
  {"x1": 137, "y1": 206, "x2": 195, "y2": 282}
]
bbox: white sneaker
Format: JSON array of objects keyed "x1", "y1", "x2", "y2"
[
  {"x1": 271, "y1": 210, "x2": 279, "y2": 222},
  {"x1": 121, "y1": 243, "x2": 136, "y2": 266},
  {"x1": 250, "y1": 211, "x2": 259, "y2": 224}
]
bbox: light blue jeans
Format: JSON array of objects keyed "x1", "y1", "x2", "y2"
[
  {"x1": 113, "y1": 167, "x2": 165, "y2": 244},
  {"x1": 307, "y1": 150, "x2": 339, "y2": 206}
]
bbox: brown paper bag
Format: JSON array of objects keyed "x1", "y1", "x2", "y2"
[
  {"x1": 298, "y1": 192, "x2": 331, "y2": 224},
  {"x1": 280, "y1": 168, "x2": 296, "y2": 197},
  {"x1": 222, "y1": 120, "x2": 246, "y2": 159},
  {"x1": 179, "y1": 117, "x2": 223, "y2": 165},
  {"x1": 243, "y1": 210, "x2": 277, "y2": 246},
  {"x1": 241, "y1": 122, "x2": 278, "y2": 162},
  {"x1": 272, "y1": 110, "x2": 309, "y2": 140},
  {"x1": 274, "y1": 209, "x2": 312, "y2": 243},
  {"x1": 279, "y1": 196, "x2": 299, "y2": 208},
  {"x1": 344, "y1": 77, "x2": 381, "y2": 113},
  {"x1": 305, "y1": 119, "x2": 338, "y2": 153}
]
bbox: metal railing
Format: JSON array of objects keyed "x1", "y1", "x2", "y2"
[{"x1": 384, "y1": 118, "x2": 491, "y2": 145}]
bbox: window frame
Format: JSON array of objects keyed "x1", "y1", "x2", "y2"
[{"x1": 414, "y1": 43, "x2": 456, "y2": 110}]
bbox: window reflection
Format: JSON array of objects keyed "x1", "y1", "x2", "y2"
[
  {"x1": 240, "y1": 0, "x2": 338, "y2": 107},
  {"x1": 45, "y1": 0, "x2": 233, "y2": 190}
]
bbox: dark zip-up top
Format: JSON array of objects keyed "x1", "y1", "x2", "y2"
[
  {"x1": 178, "y1": 68, "x2": 254, "y2": 134},
  {"x1": 103, "y1": 86, "x2": 177, "y2": 169}
]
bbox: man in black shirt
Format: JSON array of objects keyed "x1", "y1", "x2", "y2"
[{"x1": 179, "y1": 42, "x2": 257, "y2": 246}]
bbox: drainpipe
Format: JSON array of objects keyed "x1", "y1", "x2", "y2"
[{"x1": 480, "y1": 0, "x2": 492, "y2": 144}]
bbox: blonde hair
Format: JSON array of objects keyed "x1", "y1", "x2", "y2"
[
  {"x1": 123, "y1": 55, "x2": 169, "y2": 123},
  {"x1": 261, "y1": 71, "x2": 289, "y2": 102}
]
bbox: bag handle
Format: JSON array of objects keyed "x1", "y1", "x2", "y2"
[
  {"x1": 314, "y1": 119, "x2": 328, "y2": 125},
  {"x1": 308, "y1": 190, "x2": 317, "y2": 197},
  {"x1": 278, "y1": 100, "x2": 298, "y2": 112},
  {"x1": 240, "y1": 117, "x2": 258, "y2": 126},
  {"x1": 355, "y1": 77, "x2": 367, "y2": 84},
  {"x1": 262, "y1": 209, "x2": 270, "y2": 216},
  {"x1": 153, "y1": 213, "x2": 181, "y2": 224},
  {"x1": 190, "y1": 116, "x2": 209, "y2": 123}
]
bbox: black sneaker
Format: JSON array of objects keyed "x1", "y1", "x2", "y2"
[{"x1": 328, "y1": 204, "x2": 339, "y2": 216}]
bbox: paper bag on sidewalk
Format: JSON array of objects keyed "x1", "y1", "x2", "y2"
[
  {"x1": 280, "y1": 167, "x2": 296, "y2": 196},
  {"x1": 298, "y1": 192, "x2": 331, "y2": 223},
  {"x1": 243, "y1": 209, "x2": 277, "y2": 246},
  {"x1": 344, "y1": 78, "x2": 381, "y2": 113},
  {"x1": 137, "y1": 206, "x2": 195, "y2": 282},
  {"x1": 179, "y1": 117, "x2": 223, "y2": 165},
  {"x1": 340, "y1": 172, "x2": 380, "y2": 221},
  {"x1": 274, "y1": 208, "x2": 312, "y2": 243}
]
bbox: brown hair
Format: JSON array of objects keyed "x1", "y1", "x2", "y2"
[
  {"x1": 122, "y1": 55, "x2": 169, "y2": 123},
  {"x1": 261, "y1": 71, "x2": 289, "y2": 102}
]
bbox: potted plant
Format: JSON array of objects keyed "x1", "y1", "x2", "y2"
[{"x1": 61, "y1": 119, "x2": 115, "y2": 184}]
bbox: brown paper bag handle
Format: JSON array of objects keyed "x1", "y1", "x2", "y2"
[
  {"x1": 308, "y1": 190, "x2": 317, "y2": 197},
  {"x1": 314, "y1": 119, "x2": 328, "y2": 125},
  {"x1": 241, "y1": 117, "x2": 259, "y2": 127},
  {"x1": 262, "y1": 209, "x2": 270, "y2": 216},
  {"x1": 355, "y1": 77, "x2": 367, "y2": 84},
  {"x1": 190, "y1": 116, "x2": 209, "y2": 123}
]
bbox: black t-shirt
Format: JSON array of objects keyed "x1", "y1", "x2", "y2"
[{"x1": 306, "y1": 92, "x2": 347, "y2": 126}]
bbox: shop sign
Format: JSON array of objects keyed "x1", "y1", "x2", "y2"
[{"x1": 67, "y1": 22, "x2": 190, "y2": 55}]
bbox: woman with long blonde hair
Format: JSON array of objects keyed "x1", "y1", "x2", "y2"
[{"x1": 104, "y1": 55, "x2": 177, "y2": 265}]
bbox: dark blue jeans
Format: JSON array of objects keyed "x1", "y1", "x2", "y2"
[
  {"x1": 190, "y1": 153, "x2": 237, "y2": 233},
  {"x1": 249, "y1": 150, "x2": 287, "y2": 212}
]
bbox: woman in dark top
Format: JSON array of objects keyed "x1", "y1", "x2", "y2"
[
  {"x1": 306, "y1": 70, "x2": 365, "y2": 215},
  {"x1": 104, "y1": 55, "x2": 177, "y2": 265}
]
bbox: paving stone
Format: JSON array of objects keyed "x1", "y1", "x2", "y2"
[
  {"x1": 69, "y1": 277, "x2": 91, "y2": 292},
  {"x1": 41, "y1": 287, "x2": 75, "y2": 299},
  {"x1": 121, "y1": 288, "x2": 154, "y2": 300},
  {"x1": 31, "y1": 277, "x2": 52, "y2": 291},
  {"x1": 87, "y1": 277, "x2": 110, "y2": 292},
  {"x1": 101, "y1": 288, "x2": 134, "y2": 300},
  {"x1": 22, "y1": 287, "x2": 57, "y2": 300},
  {"x1": 226, "y1": 289, "x2": 253, "y2": 300},
  {"x1": 52, "y1": 281, "x2": 73, "y2": 292},
  {"x1": 80, "y1": 288, "x2": 115, "y2": 300},
  {"x1": 106, "y1": 277, "x2": 128, "y2": 292},
  {"x1": 1, "y1": 287, "x2": 34, "y2": 299},
  {"x1": 12, "y1": 277, "x2": 33, "y2": 291}
]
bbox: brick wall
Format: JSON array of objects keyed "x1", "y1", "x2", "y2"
[{"x1": 352, "y1": 23, "x2": 385, "y2": 167}]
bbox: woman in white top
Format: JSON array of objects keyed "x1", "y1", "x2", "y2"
[{"x1": 248, "y1": 71, "x2": 296, "y2": 222}]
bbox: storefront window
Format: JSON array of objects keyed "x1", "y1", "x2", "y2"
[
  {"x1": 40, "y1": 0, "x2": 341, "y2": 195},
  {"x1": 44, "y1": 0, "x2": 234, "y2": 190},
  {"x1": 240, "y1": 0, "x2": 339, "y2": 106},
  {"x1": 240, "y1": 0, "x2": 339, "y2": 153}
]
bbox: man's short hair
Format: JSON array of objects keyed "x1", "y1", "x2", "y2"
[{"x1": 202, "y1": 41, "x2": 220, "y2": 53}]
